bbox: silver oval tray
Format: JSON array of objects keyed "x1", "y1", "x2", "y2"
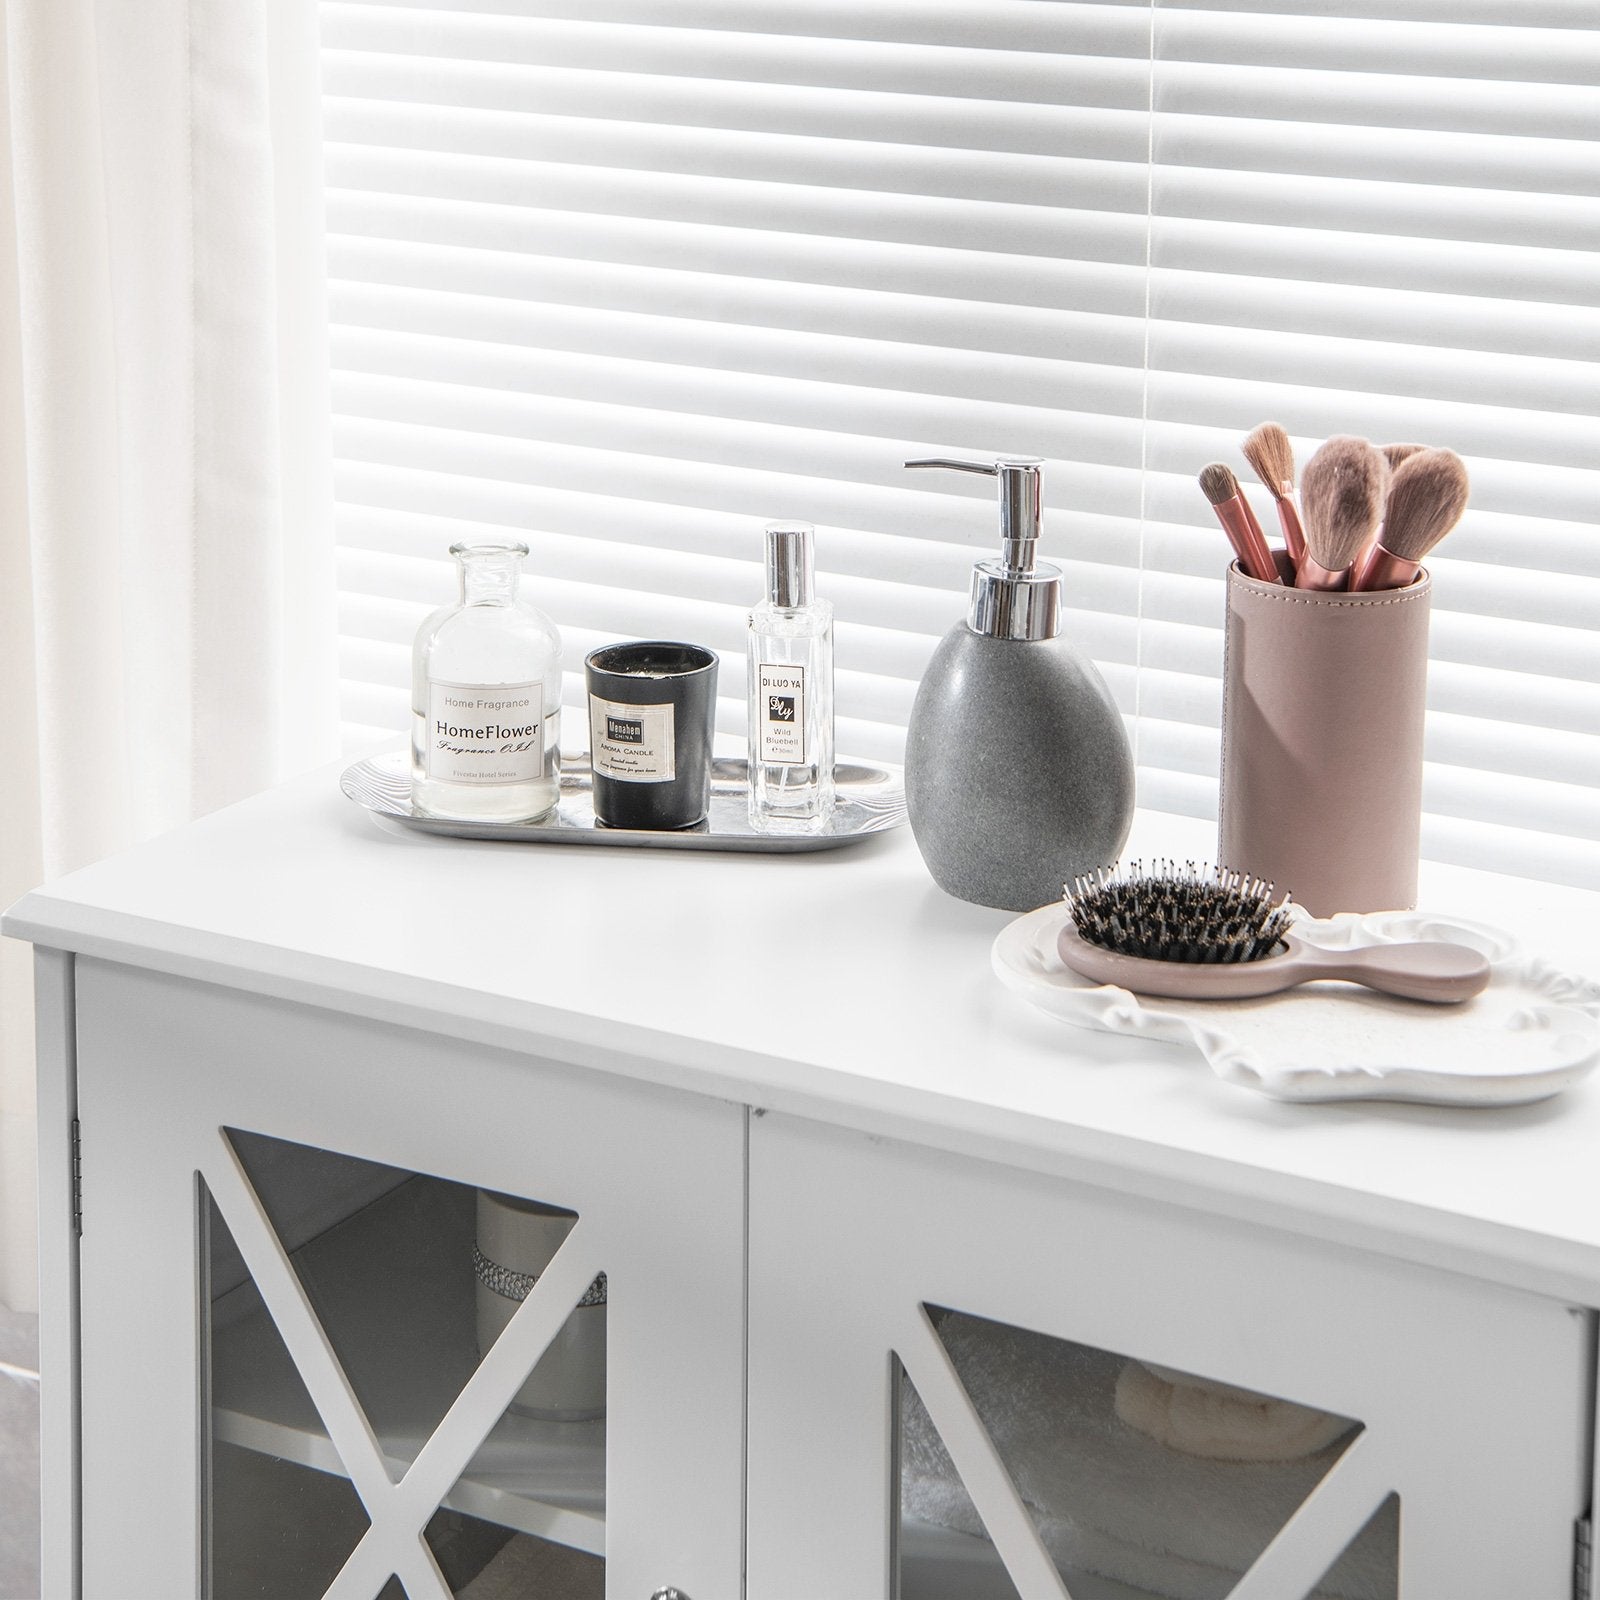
[{"x1": 342, "y1": 748, "x2": 906, "y2": 853}]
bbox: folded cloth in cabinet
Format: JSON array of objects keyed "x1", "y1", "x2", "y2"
[{"x1": 1116, "y1": 1360, "x2": 1355, "y2": 1463}]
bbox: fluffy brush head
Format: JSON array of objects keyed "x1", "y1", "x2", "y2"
[
  {"x1": 1381, "y1": 442, "x2": 1426, "y2": 471},
  {"x1": 1299, "y1": 435, "x2": 1388, "y2": 573},
  {"x1": 1198, "y1": 462, "x2": 1243, "y2": 506},
  {"x1": 1241, "y1": 422, "x2": 1296, "y2": 497},
  {"x1": 1380, "y1": 447, "x2": 1469, "y2": 562},
  {"x1": 1066, "y1": 861, "x2": 1294, "y2": 965}
]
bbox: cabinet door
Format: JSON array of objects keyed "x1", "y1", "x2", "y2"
[
  {"x1": 747, "y1": 1112, "x2": 1588, "y2": 1600},
  {"x1": 75, "y1": 958, "x2": 744, "y2": 1600}
]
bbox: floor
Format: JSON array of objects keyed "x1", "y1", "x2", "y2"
[{"x1": 0, "y1": 1304, "x2": 40, "y2": 1600}]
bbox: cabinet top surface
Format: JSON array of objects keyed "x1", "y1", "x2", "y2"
[{"x1": 10, "y1": 758, "x2": 1600, "y2": 1298}]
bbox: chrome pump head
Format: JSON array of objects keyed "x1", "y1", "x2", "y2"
[{"x1": 904, "y1": 456, "x2": 1060, "y2": 641}]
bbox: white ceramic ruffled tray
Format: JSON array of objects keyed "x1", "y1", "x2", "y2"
[{"x1": 993, "y1": 902, "x2": 1600, "y2": 1106}]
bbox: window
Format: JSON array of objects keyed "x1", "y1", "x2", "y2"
[{"x1": 322, "y1": 1, "x2": 1600, "y2": 885}]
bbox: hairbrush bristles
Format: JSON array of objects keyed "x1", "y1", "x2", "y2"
[
  {"x1": 1379, "y1": 447, "x2": 1469, "y2": 562},
  {"x1": 1065, "y1": 860, "x2": 1294, "y2": 965},
  {"x1": 1298, "y1": 435, "x2": 1387, "y2": 584},
  {"x1": 1241, "y1": 423, "x2": 1296, "y2": 498}
]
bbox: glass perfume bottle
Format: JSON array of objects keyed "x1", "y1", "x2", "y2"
[
  {"x1": 747, "y1": 521, "x2": 835, "y2": 831},
  {"x1": 411, "y1": 542, "x2": 563, "y2": 822}
]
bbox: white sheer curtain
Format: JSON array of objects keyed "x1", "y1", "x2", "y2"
[{"x1": 0, "y1": 0, "x2": 338, "y2": 1313}]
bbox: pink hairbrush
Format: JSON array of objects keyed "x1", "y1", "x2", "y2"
[{"x1": 1060, "y1": 863, "x2": 1490, "y2": 1004}]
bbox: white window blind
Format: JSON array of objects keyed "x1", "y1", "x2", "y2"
[{"x1": 321, "y1": 0, "x2": 1600, "y2": 887}]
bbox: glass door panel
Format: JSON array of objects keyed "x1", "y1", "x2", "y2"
[
  {"x1": 423, "y1": 1502, "x2": 605, "y2": 1596},
  {"x1": 896, "y1": 1306, "x2": 1395, "y2": 1600},
  {"x1": 205, "y1": 1130, "x2": 608, "y2": 1598}
]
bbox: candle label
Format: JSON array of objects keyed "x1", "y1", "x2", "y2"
[
  {"x1": 426, "y1": 681, "x2": 543, "y2": 785},
  {"x1": 757, "y1": 663, "x2": 806, "y2": 763},
  {"x1": 590, "y1": 695, "x2": 676, "y2": 782}
]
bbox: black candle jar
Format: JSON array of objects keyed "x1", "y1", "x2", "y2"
[{"x1": 585, "y1": 642, "x2": 720, "y2": 829}]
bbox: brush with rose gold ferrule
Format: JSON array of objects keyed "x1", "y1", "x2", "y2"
[
  {"x1": 1352, "y1": 447, "x2": 1469, "y2": 592},
  {"x1": 1296, "y1": 435, "x2": 1387, "y2": 591},
  {"x1": 1198, "y1": 463, "x2": 1279, "y2": 584},
  {"x1": 1241, "y1": 422, "x2": 1306, "y2": 570}
]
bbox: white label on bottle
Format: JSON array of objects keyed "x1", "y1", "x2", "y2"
[
  {"x1": 589, "y1": 695, "x2": 675, "y2": 783},
  {"x1": 426, "y1": 681, "x2": 544, "y2": 786},
  {"x1": 757, "y1": 663, "x2": 807, "y2": 764}
]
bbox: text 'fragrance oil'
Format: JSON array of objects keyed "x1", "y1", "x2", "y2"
[
  {"x1": 411, "y1": 542, "x2": 563, "y2": 822},
  {"x1": 747, "y1": 521, "x2": 834, "y2": 831}
]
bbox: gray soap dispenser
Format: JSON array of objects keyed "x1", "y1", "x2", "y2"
[{"x1": 903, "y1": 455, "x2": 1134, "y2": 911}]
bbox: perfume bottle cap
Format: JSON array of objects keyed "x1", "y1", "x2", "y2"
[
  {"x1": 903, "y1": 456, "x2": 1061, "y2": 641},
  {"x1": 764, "y1": 521, "x2": 815, "y2": 609}
]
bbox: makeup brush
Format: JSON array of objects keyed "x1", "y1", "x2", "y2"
[
  {"x1": 1296, "y1": 436, "x2": 1387, "y2": 591},
  {"x1": 1198, "y1": 463, "x2": 1279, "y2": 584},
  {"x1": 1240, "y1": 423, "x2": 1306, "y2": 570},
  {"x1": 1381, "y1": 442, "x2": 1426, "y2": 472},
  {"x1": 1352, "y1": 447, "x2": 1469, "y2": 592}
]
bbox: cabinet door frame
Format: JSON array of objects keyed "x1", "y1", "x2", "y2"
[
  {"x1": 73, "y1": 956, "x2": 747, "y2": 1600},
  {"x1": 34, "y1": 948, "x2": 81, "y2": 1600},
  {"x1": 747, "y1": 1110, "x2": 1590, "y2": 1600}
]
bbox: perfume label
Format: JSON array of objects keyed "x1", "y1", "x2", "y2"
[
  {"x1": 426, "y1": 681, "x2": 545, "y2": 786},
  {"x1": 589, "y1": 695, "x2": 675, "y2": 782},
  {"x1": 757, "y1": 663, "x2": 807, "y2": 764}
]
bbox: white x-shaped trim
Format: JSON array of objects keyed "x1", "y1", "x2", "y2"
[
  {"x1": 1225, "y1": 1431, "x2": 1394, "y2": 1600},
  {"x1": 898, "y1": 1304, "x2": 1074, "y2": 1600},
  {"x1": 205, "y1": 1134, "x2": 606, "y2": 1600}
]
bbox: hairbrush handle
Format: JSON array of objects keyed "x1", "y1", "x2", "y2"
[
  {"x1": 1280, "y1": 939, "x2": 1490, "y2": 1003},
  {"x1": 1058, "y1": 926, "x2": 1490, "y2": 1004}
]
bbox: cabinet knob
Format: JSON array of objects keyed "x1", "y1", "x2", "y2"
[{"x1": 649, "y1": 1590, "x2": 690, "y2": 1599}]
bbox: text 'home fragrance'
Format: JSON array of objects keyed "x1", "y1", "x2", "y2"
[
  {"x1": 747, "y1": 521, "x2": 834, "y2": 831},
  {"x1": 411, "y1": 541, "x2": 563, "y2": 822}
]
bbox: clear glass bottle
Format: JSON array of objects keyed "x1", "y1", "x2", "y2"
[
  {"x1": 411, "y1": 542, "x2": 563, "y2": 822},
  {"x1": 747, "y1": 521, "x2": 835, "y2": 831}
]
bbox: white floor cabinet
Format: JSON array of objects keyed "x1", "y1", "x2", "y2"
[
  {"x1": 12, "y1": 772, "x2": 1600, "y2": 1600},
  {"x1": 55, "y1": 958, "x2": 1597, "y2": 1600}
]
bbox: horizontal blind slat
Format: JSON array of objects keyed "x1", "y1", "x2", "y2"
[
  {"x1": 323, "y1": 108, "x2": 1153, "y2": 199},
  {"x1": 329, "y1": 0, "x2": 1596, "y2": 38},
  {"x1": 327, "y1": 172, "x2": 1153, "y2": 264},
  {"x1": 329, "y1": 320, "x2": 1149, "y2": 422},
  {"x1": 327, "y1": 261, "x2": 1149, "y2": 367},
  {"x1": 327, "y1": 193, "x2": 1150, "y2": 311},
  {"x1": 330, "y1": 401, "x2": 1149, "y2": 516},
  {"x1": 323, "y1": 1, "x2": 1153, "y2": 56},
  {"x1": 322, "y1": 20, "x2": 1155, "y2": 101}
]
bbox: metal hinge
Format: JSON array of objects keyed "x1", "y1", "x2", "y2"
[
  {"x1": 1576, "y1": 1513, "x2": 1592, "y2": 1600},
  {"x1": 70, "y1": 1117, "x2": 82, "y2": 1238}
]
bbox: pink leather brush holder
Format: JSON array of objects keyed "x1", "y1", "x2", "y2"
[{"x1": 1219, "y1": 560, "x2": 1431, "y2": 917}]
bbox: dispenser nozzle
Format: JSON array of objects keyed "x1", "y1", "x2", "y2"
[
  {"x1": 904, "y1": 455, "x2": 1058, "y2": 641},
  {"x1": 904, "y1": 456, "x2": 1043, "y2": 576}
]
